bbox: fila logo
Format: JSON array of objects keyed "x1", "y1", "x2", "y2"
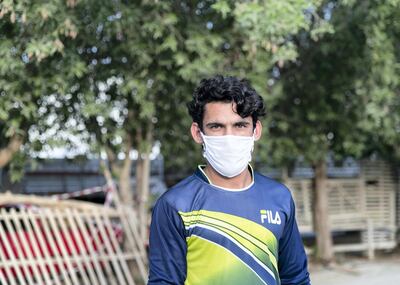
[{"x1": 260, "y1": 210, "x2": 281, "y2": 225}]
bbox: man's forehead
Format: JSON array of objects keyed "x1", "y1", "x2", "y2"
[
  {"x1": 203, "y1": 101, "x2": 237, "y2": 114},
  {"x1": 203, "y1": 101, "x2": 252, "y2": 122}
]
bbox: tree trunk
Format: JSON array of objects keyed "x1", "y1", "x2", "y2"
[
  {"x1": 136, "y1": 154, "x2": 143, "y2": 207},
  {"x1": 139, "y1": 151, "x2": 151, "y2": 243},
  {"x1": 0, "y1": 135, "x2": 23, "y2": 168},
  {"x1": 135, "y1": 125, "x2": 153, "y2": 245},
  {"x1": 313, "y1": 160, "x2": 334, "y2": 264},
  {"x1": 118, "y1": 135, "x2": 134, "y2": 206}
]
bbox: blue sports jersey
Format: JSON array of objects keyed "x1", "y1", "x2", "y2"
[{"x1": 148, "y1": 166, "x2": 310, "y2": 285}]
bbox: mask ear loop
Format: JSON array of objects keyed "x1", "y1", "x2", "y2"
[
  {"x1": 251, "y1": 129, "x2": 256, "y2": 152},
  {"x1": 200, "y1": 131, "x2": 207, "y2": 153}
]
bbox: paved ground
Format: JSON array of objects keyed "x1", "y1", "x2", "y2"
[{"x1": 310, "y1": 256, "x2": 400, "y2": 285}]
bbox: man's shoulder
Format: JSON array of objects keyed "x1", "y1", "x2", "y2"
[
  {"x1": 254, "y1": 171, "x2": 292, "y2": 197},
  {"x1": 253, "y1": 172, "x2": 295, "y2": 214},
  {"x1": 155, "y1": 173, "x2": 202, "y2": 209},
  {"x1": 254, "y1": 172, "x2": 290, "y2": 190}
]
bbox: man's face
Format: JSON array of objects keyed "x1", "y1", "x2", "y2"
[
  {"x1": 191, "y1": 101, "x2": 262, "y2": 143},
  {"x1": 203, "y1": 102, "x2": 253, "y2": 136}
]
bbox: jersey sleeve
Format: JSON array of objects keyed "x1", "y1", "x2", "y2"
[
  {"x1": 278, "y1": 197, "x2": 310, "y2": 285},
  {"x1": 148, "y1": 197, "x2": 187, "y2": 285}
]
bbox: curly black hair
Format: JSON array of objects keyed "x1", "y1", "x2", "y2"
[{"x1": 187, "y1": 75, "x2": 266, "y2": 129}]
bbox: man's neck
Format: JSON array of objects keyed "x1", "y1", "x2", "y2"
[{"x1": 203, "y1": 165, "x2": 252, "y2": 190}]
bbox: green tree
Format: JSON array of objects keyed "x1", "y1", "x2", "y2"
[
  {"x1": 54, "y1": 0, "x2": 330, "y2": 240},
  {"x1": 155, "y1": 0, "x2": 331, "y2": 174},
  {"x1": 1, "y1": 0, "x2": 331, "y2": 248},
  {"x1": 0, "y1": 1, "x2": 83, "y2": 175},
  {"x1": 352, "y1": 0, "x2": 400, "y2": 161},
  {"x1": 268, "y1": 0, "x2": 400, "y2": 263}
]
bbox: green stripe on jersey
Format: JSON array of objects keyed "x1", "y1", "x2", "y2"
[
  {"x1": 179, "y1": 210, "x2": 279, "y2": 275},
  {"x1": 185, "y1": 235, "x2": 266, "y2": 285}
]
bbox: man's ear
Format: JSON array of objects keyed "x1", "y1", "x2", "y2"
[
  {"x1": 191, "y1": 122, "x2": 203, "y2": 144},
  {"x1": 254, "y1": 120, "x2": 262, "y2": 141}
]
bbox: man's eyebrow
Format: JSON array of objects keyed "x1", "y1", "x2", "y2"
[
  {"x1": 234, "y1": 121, "x2": 251, "y2": 125},
  {"x1": 205, "y1": 122, "x2": 224, "y2": 127}
]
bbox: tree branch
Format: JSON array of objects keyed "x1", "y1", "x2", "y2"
[{"x1": 0, "y1": 135, "x2": 23, "y2": 168}]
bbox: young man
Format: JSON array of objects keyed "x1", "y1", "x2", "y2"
[{"x1": 148, "y1": 75, "x2": 310, "y2": 285}]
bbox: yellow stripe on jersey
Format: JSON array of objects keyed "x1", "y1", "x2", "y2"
[
  {"x1": 179, "y1": 210, "x2": 279, "y2": 274},
  {"x1": 185, "y1": 235, "x2": 267, "y2": 285}
]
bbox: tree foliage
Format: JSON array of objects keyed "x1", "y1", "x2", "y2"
[
  {"x1": 0, "y1": 0, "x2": 82, "y2": 173},
  {"x1": 267, "y1": 0, "x2": 400, "y2": 263},
  {"x1": 152, "y1": 0, "x2": 331, "y2": 173},
  {"x1": 268, "y1": 0, "x2": 400, "y2": 167}
]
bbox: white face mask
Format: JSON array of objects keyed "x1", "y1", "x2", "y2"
[{"x1": 201, "y1": 132, "x2": 255, "y2": 178}]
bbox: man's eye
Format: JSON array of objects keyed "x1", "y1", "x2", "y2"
[
  {"x1": 210, "y1": 125, "x2": 221, "y2": 129},
  {"x1": 236, "y1": 124, "x2": 247, "y2": 128}
]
